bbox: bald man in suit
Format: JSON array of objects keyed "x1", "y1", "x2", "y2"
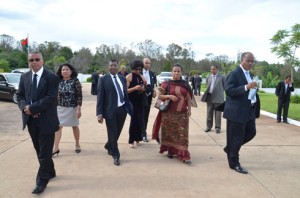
[{"x1": 223, "y1": 52, "x2": 260, "y2": 174}]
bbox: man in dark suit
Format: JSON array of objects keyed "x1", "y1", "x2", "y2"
[
  {"x1": 141, "y1": 58, "x2": 157, "y2": 142},
  {"x1": 97, "y1": 59, "x2": 132, "y2": 166},
  {"x1": 275, "y1": 75, "x2": 294, "y2": 124},
  {"x1": 91, "y1": 70, "x2": 99, "y2": 95},
  {"x1": 17, "y1": 51, "x2": 60, "y2": 194},
  {"x1": 223, "y1": 52, "x2": 259, "y2": 174}
]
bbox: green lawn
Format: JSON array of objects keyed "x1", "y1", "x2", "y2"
[
  {"x1": 200, "y1": 85, "x2": 300, "y2": 121},
  {"x1": 259, "y1": 92, "x2": 300, "y2": 121}
]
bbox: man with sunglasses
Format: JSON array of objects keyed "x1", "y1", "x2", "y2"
[{"x1": 17, "y1": 51, "x2": 60, "y2": 194}]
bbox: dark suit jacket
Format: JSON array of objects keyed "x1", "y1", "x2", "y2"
[
  {"x1": 223, "y1": 66, "x2": 260, "y2": 123},
  {"x1": 91, "y1": 72, "x2": 99, "y2": 84},
  {"x1": 275, "y1": 81, "x2": 294, "y2": 101},
  {"x1": 17, "y1": 68, "x2": 60, "y2": 134},
  {"x1": 141, "y1": 69, "x2": 156, "y2": 96},
  {"x1": 96, "y1": 73, "x2": 132, "y2": 119}
]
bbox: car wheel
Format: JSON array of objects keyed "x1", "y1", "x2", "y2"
[{"x1": 12, "y1": 91, "x2": 18, "y2": 104}]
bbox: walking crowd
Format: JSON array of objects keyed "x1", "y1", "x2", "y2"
[{"x1": 16, "y1": 51, "x2": 294, "y2": 194}]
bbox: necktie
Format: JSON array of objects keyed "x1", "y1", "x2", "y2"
[
  {"x1": 31, "y1": 73, "x2": 38, "y2": 103},
  {"x1": 245, "y1": 71, "x2": 252, "y2": 83},
  {"x1": 113, "y1": 75, "x2": 124, "y2": 103},
  {"x1": 285, "y1": 84, "x2": 288, "y2": 94},
  {"x1": 209, "y1": 75, "x2": 215, "y2": 93}
]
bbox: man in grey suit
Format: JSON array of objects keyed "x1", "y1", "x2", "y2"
[
  {"x1": 97, "y1": 59, "x2": 132, "y2": 166},
  {"x1": 204, "y1": 65, "x2": 226, "y2": 134},
  {"x1": 223, "y1": 52, "x2": 259, "y2": 174},
  {"x1": 17, "y1": 51, "x2": 60, "y2": 194}
]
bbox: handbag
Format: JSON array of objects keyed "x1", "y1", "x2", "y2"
[
  {"x1": 154, "y1": 80, "x2": 171, "y2": 112},
  {"x1": 201, "y1": 90, "x2": 208, "y2": 102}
]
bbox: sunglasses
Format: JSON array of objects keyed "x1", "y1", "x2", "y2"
[{"x1": 28, "y1": 58, "x2": 41, "y2": 62}]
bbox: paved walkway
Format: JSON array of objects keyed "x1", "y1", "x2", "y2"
[{"x1": 0, "y1": 84, "x2": 299, "y2": 198}]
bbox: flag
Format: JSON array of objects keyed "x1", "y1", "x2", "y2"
[{"x1": 21, "y1": 38, "x2": 28, "y2": 47}]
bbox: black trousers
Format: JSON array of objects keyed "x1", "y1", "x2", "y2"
[
  {"x1": 142, "y1": 95, "x2": 153, "y2": 138},
  {"x1": 277, "y1": 97, "x2": 290, "y2": 121},
  {"x1": 91, "y1": 83, "x2": 97, "y2": 95},
  {"x1": 105, "y1": 106, "x2": 127, "y2": 159},
  {"x1": 27, "y1": 117, "x2": 55, "y2": 186},
  {"x1": 226, "y1": 118, "x2": 256, "y2": 168}
]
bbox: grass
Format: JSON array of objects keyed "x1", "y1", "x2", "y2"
[
  {"x1": 200, "y1": 85, "x2": 300, "y2": 121},
  {"x1": 259, "y1": 92, "x2": 300, "y2": 121}
]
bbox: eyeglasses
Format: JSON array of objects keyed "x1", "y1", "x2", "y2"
[{"x1": 28, "y1": 58, "x2": 41, "y2": 62}]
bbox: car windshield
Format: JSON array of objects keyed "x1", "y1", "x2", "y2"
[{"x1": 5, "y1": 74, "x2": 21, "y2": 83}]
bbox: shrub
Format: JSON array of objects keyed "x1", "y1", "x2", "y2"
[
  {"x1": 291, "y1": 94, "x2": 300, "y2": 104},
  {"x1": 86, "y1": 76, "x2": 92, "y2": 82}
]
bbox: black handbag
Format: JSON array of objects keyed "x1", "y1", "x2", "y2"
[
  {"x1": 201, "y1": 90, "x2": 208, "y2": 102},
  {"x1": 154, "y1": 80, "x2": 171, "y2": 112}
]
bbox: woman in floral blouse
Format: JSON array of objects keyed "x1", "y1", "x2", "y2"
[{"x1": 52, "y1": 63, "x2": 82, "y2": 156}]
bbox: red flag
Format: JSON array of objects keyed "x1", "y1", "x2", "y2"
[{"x1": 21, "y1": 38, "x2": 28, "y2": 47}]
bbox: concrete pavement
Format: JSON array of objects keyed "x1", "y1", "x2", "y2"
[{"x1": 0, "y1": 83, "x2": 299, "y2": 198}]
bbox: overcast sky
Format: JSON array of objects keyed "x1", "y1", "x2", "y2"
[{"x1": 1, "y1": 0, "x2": 299, "y2": 63}]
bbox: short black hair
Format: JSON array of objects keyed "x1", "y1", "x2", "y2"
[
  {"x1": 110, "y1": 59, "x2": 119, "y2": 64},
  {"x1": 172, "y1": 63, "x2": 183, "y2": 71},
  {"x1": 56, "y1": 63, "x2": 78, "y2": 79},
  {"x1": 241, "y1": 52, "x2": 253, "y2": 61},
  {"x1": 285, "y1": 75, "x2": 291, "y2": 79},
  {"x1": 29, "y1": 51, "x2": 43, "y2": 60},
  {"x1": 130, "y1": 60, "x2": 144, "y2": 70}
]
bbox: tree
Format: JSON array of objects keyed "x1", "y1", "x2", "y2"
[
  {"x1": 60, "y1": 46, "x2": 73, "y2": 61},
  {"x1": 270, "y1": 23, "x2": 300, "y2": 80},
  {"x1": 70, "y1": 47, "x2": 93, "y2": 73},
  {"x1": 137, "y1": 39, "x2": 162, "y2": 59},
  {"x1": 0, "y1": 34, "x2": 15, "y2": 52},
  {"x1": 166, "y1": 43, "x2": 182, "y2": 63},
  {"x1": 0, "y1": 59, "x2": 10, "y2": 72}
]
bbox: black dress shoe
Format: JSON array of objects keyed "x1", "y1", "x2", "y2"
[
  {"x1": 113, "y1": 158, "x2": 120, "y2": 166},
  {"x1": 283, "y1": 120, "x2": 289, "y2": 124},
  {"x1": 231, "y1": 165, "x2": 248, "y2": 174},
  {"x1": 223, "y1": 146, "x2": 228, "y2": 154},
  {"x1": 204, "y1": 128, "x2": 211, "y2": 132},
  {"x1": 32, "y1": 185, "x2": 46, "y2": 194},
  {"x1": 104, "y1": 144, "x2": 112, "y2": 155},
  {"x1": 216, "y1": 129, "x2": 221, "y2": 134},
  {"x1": 277, "y1": 120, "x2": 281, "y2": 123}
]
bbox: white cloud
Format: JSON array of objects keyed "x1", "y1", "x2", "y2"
[{"x1": 1, "y1": 0, "x2": 299, "y2": 63}]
